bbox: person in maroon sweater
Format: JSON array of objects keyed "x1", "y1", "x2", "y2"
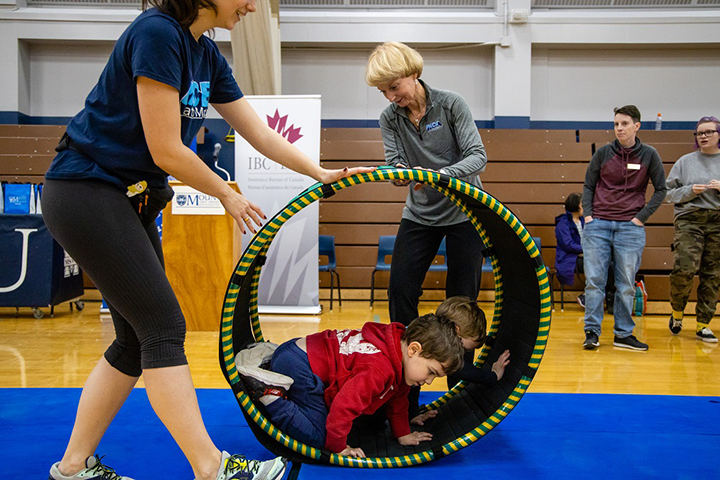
[
  {"x1": 581, "y1": 105, "x2": 667, "y2": 352},
  {"x1": 244, "y1": 315, "x2": 464, "y2": 458}
]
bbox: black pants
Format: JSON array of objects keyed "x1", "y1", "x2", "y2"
[
  {"x1": 388, "y1": 218, "x2": 484, "y2": 326},
  {"x1": 42, "y1": 179, "x2": 186, "y2": 376}
]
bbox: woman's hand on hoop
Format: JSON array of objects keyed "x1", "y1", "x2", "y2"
[
  {"x1": 219, "y1": 190, "x2": 266, "y2": 234},
  {"x1": 391, "y1": 163, "x2": 412, "y2": 187},
  {"x1": 317, "y1": 166, "x2": 376, "y2": 185}
]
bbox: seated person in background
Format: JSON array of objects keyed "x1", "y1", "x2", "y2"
[
  {"x1": 555, "y1": 193, "x2": 585, "y2": 305},
  {"x1": 238, "y1": 314, "x2": 464, "y2": 458},
  {"x1": 555, "y1": 193, "x2": 615, "y2": 311},
  {"x1": 410, "y1": 296, "x2": 511, "y2": 426}
]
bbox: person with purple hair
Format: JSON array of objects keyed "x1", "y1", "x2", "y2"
[{"x1": 666, "y1": 116, "x2": 720, "y2": 343}]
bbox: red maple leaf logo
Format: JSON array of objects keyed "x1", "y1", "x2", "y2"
[{"x1": 266, "y1": 109, "x2": 303, "y2": 144}]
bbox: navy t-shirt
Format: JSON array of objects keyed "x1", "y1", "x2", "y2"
[{"x1": 46, "y1": 8, "x2": 243, "y2": 191}]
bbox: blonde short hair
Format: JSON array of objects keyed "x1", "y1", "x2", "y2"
[
  {"x1": 436, "y1": 296, "x2": 487, "y2": 345},
  {"x1": 365, "y1": 42, "x2": 424, "y2": 87}
]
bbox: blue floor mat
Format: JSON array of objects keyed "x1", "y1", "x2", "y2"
[{"x1": 1, "y1": 389, "x2": 718, "y2": 479}]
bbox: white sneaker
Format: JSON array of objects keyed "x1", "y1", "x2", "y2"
[
  {"x1": 235, "y1": 342, "x2": 279, "y2": 370},
  {"x1": 214, "y1": 452, "x2": 287, "y2": 480},
  {"x1": 49, "y1": 455, "x2": 134, "y2": 480}
]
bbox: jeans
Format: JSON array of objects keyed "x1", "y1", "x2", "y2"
[
  {"x1": 582, "y1": 219, "x2": 645, "y2": 338},
  {"x1": 266, "y1": 340, "x2": 328, "y2": 449}
]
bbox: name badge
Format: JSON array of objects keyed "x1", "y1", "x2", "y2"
[{"x1": 627, "y1": 163, "x2": 641, "y2": 170}]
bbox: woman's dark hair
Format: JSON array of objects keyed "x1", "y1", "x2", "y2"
[
  {"x1": 142, "y1": 0, "x2": 217, "y2": 30},
  {"x1": 694, "y1": 116, "x2": 720, "y2": 150},
  {"x1": 564, "y1": 192, "x2": 582, "y2": 213},
  {"x1": 613, "y1": 105, "x2": 641, "y2": 124}
]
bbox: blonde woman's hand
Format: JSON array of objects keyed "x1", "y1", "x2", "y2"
[
  {"x1": 410, "y1": 166, "x2": 436, "y2": 191},
  {"x1": 391, "y1": 163, "x2": 412, "y2": 187}
]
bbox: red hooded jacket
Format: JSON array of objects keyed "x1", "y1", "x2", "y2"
[{"x1": 306, "y1": 322, "x2": 411, "y2": 453}]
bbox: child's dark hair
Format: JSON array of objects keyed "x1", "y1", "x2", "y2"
[
  {"x1": 564, "y1": 193, "x2": 582, "y2": 213},
  {"x1": 435, "y1": 296, "x2": 487, "y2": 346},
  {"x1": 613, "y1": 105, "x2": 641, "y2": 124},
  {"x1": 402, "y1": 314, "x2": 464, "y2": 375}
]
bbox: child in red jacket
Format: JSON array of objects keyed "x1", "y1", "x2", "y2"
[{"x1": 238, "y1": 314, "x2": 464, "y2": 458}]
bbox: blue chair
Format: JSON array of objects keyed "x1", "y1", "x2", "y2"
[
  {"x1": 319, "y1": 235, "x2": 341, "y2": 310},
  {"x1": 427, "y1": 237, "x2": 448, "y2": 272},
  {"x1": 370, "y1": 236, "x2": 448, "y2": 306},
  {"x1": 370, "y1": 235, "x2": 395, "y2": 307}
]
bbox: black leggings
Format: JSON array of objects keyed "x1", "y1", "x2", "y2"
[
  {"x1": 42, "y1": 179, "x2": 186, "y2": 376},
  {"x1": 388, "y1": 218, "x2": 483, "y2": 326}
]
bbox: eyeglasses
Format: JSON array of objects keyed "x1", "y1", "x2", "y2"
[{"x1": 694, "y1": 130, "x2": 719, "y2": 138}]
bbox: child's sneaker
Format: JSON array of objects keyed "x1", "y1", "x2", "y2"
[
  {"x1": 235, "y1": 343, "x2": 293, "y2": 403},
  {"x1": 49, "y1": 455, "x2": 133, "y2": 480},
  {"x1": 613, "y1": 335, "x2": 648, "y2": 351},
  {"x1": 669, "y1": 315, "x2": 683, "y2": 335},
  {"x1": 239, "y1": 369, "x2": 292, "y2": 403},
  {"x1": 215, "y1": 451, "x2": 286, "y2": 480},
  {"x1": 696, "y1": 327, "x2": 718, "y2": 343}
]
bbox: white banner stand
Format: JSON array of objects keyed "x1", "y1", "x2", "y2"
[{"x1": 235, "y1": 95, "x2": 321, "y2": 314}]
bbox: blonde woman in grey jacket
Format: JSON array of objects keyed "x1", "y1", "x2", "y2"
[{"x1": 366, "y1": 42, "x2": 487, "y2": 404}]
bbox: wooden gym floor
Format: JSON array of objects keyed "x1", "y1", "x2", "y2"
[{"x1": 1, "y1": 298, "x2": 718, "y2": 396}]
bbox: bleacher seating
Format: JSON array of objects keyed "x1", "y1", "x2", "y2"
[
  {"x1": 319, "y1": 128, "x2": 694, "y2": 303},
  {"x1": 0, "y1": 124, "x2": 695, "y2": 303},
  {"x1": 0, "y1": 125, "x2": 65, "y2": 184}
]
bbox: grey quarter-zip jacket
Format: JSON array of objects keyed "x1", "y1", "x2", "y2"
[{"x1": 378, "y1": 80, "x2": 487, "y2": 226}]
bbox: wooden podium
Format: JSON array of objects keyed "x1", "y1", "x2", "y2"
[{"x1": 163, "y1": 181, "x2": 242, "y2": 331}]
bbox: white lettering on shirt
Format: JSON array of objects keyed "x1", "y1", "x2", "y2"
[{"x1": 336, "y1": 330, "x2": 381, "y2": 356}]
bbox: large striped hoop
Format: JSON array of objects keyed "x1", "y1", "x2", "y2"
[{"x1": 219, "y1": 166, "x2": 551, "y2": 467}]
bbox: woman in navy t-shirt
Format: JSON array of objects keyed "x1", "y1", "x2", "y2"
[{"x1": 42, "y1": 1, "x2": 370, "y2": 479}]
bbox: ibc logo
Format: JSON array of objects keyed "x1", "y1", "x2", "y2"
[{"x1": 267, "y1": 109, "x2": 303, "y2": 144}]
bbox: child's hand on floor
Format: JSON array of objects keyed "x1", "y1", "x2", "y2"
[
  {"x1": 398, "y1": 431, "x2": 433, "y2": 446},
  {"x1": 340, "y1": 446, "x2": 366, "y2": 458},
  {"x1": 492, "y1": 349, "x2": 511, "y2": 380},
  {"x1": 410, "y1": 409, "x2": 438, "y2": 426}
]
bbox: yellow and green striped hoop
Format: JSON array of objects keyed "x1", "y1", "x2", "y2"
[{"x1": 220, "y1": 166, "x2": 551, "y2": 467}]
